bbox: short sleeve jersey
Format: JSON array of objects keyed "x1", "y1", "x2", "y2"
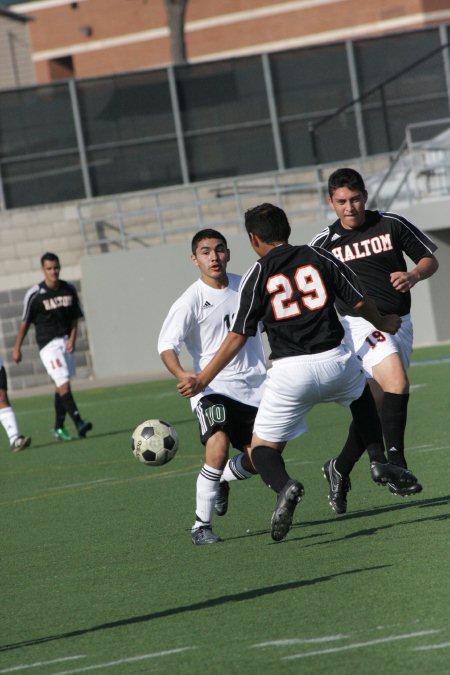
[
  {"x1": 158, "y1": 272, "x2": 267, "y2": 410},
  {"x1": 231, "y1": 244, "x2": 366, "y2": 360},
  {"x1": 22, "y1": 280, "x2": 84, "y2": 350},
  {"x1": 310, "y1": 210, "x2": 438, "y2": 316}
]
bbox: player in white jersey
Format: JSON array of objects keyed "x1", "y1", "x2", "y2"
[
  {"x1": 158, "y1": 229, "x2": 267, "y2": 545},
  {"x1": 0, "y1": 355, "x2": 31, "y2": 452}
]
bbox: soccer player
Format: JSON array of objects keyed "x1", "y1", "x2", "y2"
[
  {"x1": 310, "y1": 168, "x2": 438, "y2": 507},
  {"x1": 158, "y1": 229, "x2": 267, "y2": 545},
  {"x1": 178, "y1": 204, "x2": 419, "y2": 541},
  {"x1": 0, "y1": 358, "x2": 31, "y2": 452},
  {"x1": 12, "y1": 252, "x2": 92, "y2": 442}
]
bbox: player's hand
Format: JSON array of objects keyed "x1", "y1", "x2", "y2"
[
  {"x1": 390, "y1": 271, "x2": 418, "y2": 293},
  {"x1": 377, "y1": 314, "x2": 402, "y2": 335},
  {"x1": 65, "y1": 340, "x2": 75, "y2": 353},
  {"x1": 177, "y1": 373, "x2": 203, "y2": 398},
  {"x1": 12, "y1": 348, "x2": 22, "y2": 364}
]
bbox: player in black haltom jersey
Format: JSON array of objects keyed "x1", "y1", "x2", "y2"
[
  {"x1": 12, "y1": 252, "x2": 92, "y2": 442},
  {"x1": 178, "y1": 203, "x2": 419, "y2": 541},
  {"x1": 310, "y1": 168, "x2": 438, "y2": 505}
]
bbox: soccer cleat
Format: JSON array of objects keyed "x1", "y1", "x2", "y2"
[
  {"x1": 53, "y1": 427, "x2": 73, "y2": 442},
  {"x1": 271, "y1": 479, "x2": 304, "y2": 542},
  {"x1": 77, "y1": 420, "x2": 93, "y2": 438},
  {"x1": 11, "y1": 435, "x2": 32, "y2": 453},
  {"x1": 370, "y1": 461, "x2": 418, "y2": 487},
  {"x1": 388, "y1": 481, "x2": 423, "y2": 497},
  {"x1": 214, "y1": 480, "x2": 230, "y2": 516},
  {"x1": 322, "y1": 459, "x2": 351, "y2": 514},
  {"x1": 191, "y1": 526, "x2": 223, "y2": 545}
]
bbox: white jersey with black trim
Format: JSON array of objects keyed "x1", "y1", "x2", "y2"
[{"x1": 158, "y1": 273, "x2": 267, "y2": 410}]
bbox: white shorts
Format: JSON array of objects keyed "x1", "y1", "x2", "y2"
[
  {"x1": 39, "y1": 336, "x2": 76, "y2": 387},
  {"x1": 341, "y1": 314, "x2": 413, "y2": 378},
  {"x1": 253, "y1": 345, "x2": 366, "y2": 443}
]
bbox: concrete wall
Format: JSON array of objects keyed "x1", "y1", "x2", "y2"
[{"x1": 0, "y1": 10, "x2": 34, "y2": 90}]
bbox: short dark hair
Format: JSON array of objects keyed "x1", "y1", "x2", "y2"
[
  {"x1": 244, "y1": 203, "x2": 291, "y2": 243},
  {"x1": 328, "y1": 168, "x2": 366, "y2": 197},
  {"x1": 40, "y1": 252, "x2": 60, "y2": 266},
  {"x1": 191, "y1": 229, "x2": 227, "y2": 254}
]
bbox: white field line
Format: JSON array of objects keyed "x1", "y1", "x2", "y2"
[
  {"x1": 0, "y1": 656, "x2": 86, "y2": 673},
  {"x1": 413, "y1": 641, "x2": 450, "y2": 651},
  {"x1": 52, "y1": 647, "x2": 196, "y2": 674},
  {"x1": 282, "y1": 629, "x2": 440, "y2": 660},
  {"x1": 0, "y1": 466, "x2": 201, "y2": 506},
  {"x1": 413, "y1": 445, "x2": 450, "y2": 453},
  {"x1": 253, "y1": 634, "x2": 348, "y2": 647},
  {"x1": 19, "y1": 390, "x2": 178, "y2": 417},
  {"x1": 47, "y1": 479, "x2": 116, "y2": 490}
]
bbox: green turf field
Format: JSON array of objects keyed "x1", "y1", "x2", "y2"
[{"x1": 1, "y1": 345, "x2": 449, "y2": 674}]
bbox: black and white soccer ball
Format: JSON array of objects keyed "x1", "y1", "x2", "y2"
[{"x1": 131, "y1": 419, "x2": 179, "y2": 466}]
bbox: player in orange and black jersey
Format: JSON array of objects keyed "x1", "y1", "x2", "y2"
[
  {"x1": 13, "y1": 252, "x2": 92, "y2": 442},
  {"x1": 310, "y1": 168, "x2": 438, "y2": 499}
]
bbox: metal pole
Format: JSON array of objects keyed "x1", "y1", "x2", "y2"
[
  {"x1": 439, "y1": 25, "x2": 450, "y2": 112},
  {"x1": 261, "y1": 52, "x2": 285, "y2": 171},
  {"x1": 308, "y1": 121, "x2": 320, "y2": 165},
  {"x1": 68, "y1": 78, "x2": 93, "y2": 199},
  {"x1": 379, "y1": 86, "x2": 393, "y2": 155},
  {"x1": 167, "y1": 65, "x2": 190, "y2": 184},
  {"x1": 346, "y1": 40, "x2": 367, "y2": 157},
  {"x1": 0, "y1": 165, "x2": 6, "y2": 210}
]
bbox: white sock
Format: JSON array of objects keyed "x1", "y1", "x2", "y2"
[
  {"x1": 193, "y1": 464, "x2": 222, "y2": 530},
  {"x1": 222, "y1": 453, "x2": 254, "y2": 482},
  {"x1": 0, "y1": 407, "x2": 19, "y2": 445}
]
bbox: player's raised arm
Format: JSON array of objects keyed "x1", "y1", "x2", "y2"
[{"x1": 177, "y1": 331, "x2": 247, "y2": 398}]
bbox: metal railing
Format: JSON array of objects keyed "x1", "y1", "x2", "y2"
[{"x1": 77, "y1": 118, "x2": 450, "y2": 253}]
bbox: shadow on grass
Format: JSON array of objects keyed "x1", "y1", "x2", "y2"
[
  {"x1": 301, "y1": 493, "x2": 450, "y2": 527},
  {"x1": 292, "y1": 511, "x2": 450, "y2": 547},
  {"x1": 0, "y1": 564, "x2": 389, "y2": 653},
  {"x1": 31, "y1": 417, "x2": 195, "y2": 450},
  {"x1": 224, "y1": 494, "x2": 449, "y2": 544}
]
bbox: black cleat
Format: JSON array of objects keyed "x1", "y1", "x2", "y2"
[
  {"x1": 214, "y1": 480, "x2": 230, "y2": 516},
  {"x1": 191, "y1": 526, "x2": 223, "y2": 545},
  {"x1": 322, "y1": 459, "x2": 351, "y2": 514},
  {"x1": 77, "y1": 421, "x2": 93, "y2": 438},
  {"x1": 271, "y1": 479, "x2": 304, "y2": 542},
  {"x1": 388, "y1": 481, "x2": 423, "y2": 497},
  {"x1": 370, "y1": 461, "x2": 418, "y2": 487}
]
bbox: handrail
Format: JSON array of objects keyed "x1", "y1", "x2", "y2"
[
  {"x1": 309, "y1": 41, "x2": 450, "y2": 164},
  {"x1": 367, "y1": 138, "x2": 408, "y2": 209}
]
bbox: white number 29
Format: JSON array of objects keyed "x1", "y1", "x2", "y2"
[{"x1": 266, "y1": 265, "x2": 328, "y2": 320}]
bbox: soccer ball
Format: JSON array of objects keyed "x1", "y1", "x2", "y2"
[{"x1": 131, "y1": 419, "x2": 179, "y2": 466}]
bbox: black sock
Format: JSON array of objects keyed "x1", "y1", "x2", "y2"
[
  {"x1": 334, "y1": 421, "x2": 363, "y2": 476},
  {"x1": 60, "y1": 391, "x2": 82, "y2": 427},
  {"x1": 54, "y1": 393, "x2": 66, "y2": 429},
  {"x1": 349, "y1": 384, "x2": 387, "y2": 465},
  {"x1": 251, "y1": 445, "x2": 291, "y2": 494},
  {"x1": 381, "y1": 393, "x2": 409, "y2": 468}
]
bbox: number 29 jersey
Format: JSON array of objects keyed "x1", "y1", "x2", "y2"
[
  {"x1": 231, "y1": 244, "x2": 367, "y2": 360},
  {"x1": 158, "y1": 273, "x2": 267, "y2": 410}
]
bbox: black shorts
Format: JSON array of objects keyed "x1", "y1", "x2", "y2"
[
  {"x1": 195, "y1": 394, "x2": 258, "y2": 450},
  {"x1": 0, "y1": 366, "x2": 7, "y2": 390}
]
